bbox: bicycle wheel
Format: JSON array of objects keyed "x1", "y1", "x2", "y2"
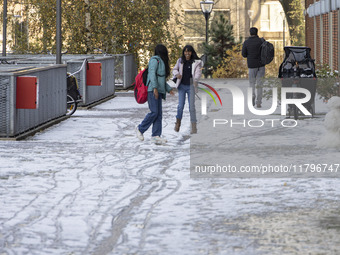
[{"x1": 66, "y1": 94, "x2": 77, "y2": 116}]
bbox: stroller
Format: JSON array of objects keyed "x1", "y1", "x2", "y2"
[{"x1": 278, "y1": 46, "x2": 317, "y2": 120}]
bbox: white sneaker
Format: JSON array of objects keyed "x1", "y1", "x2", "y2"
[
  {"x1": 151, "y1": 136, "x2": 167, "y2": 145},
  {"x1": 135, "y1": 126, "x2": 144, "y2": 141}
]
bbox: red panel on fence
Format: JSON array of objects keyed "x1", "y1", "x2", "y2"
[
  {"x1": 16, "y1": 76, "x2": 38, "y2": 109},
  {"x1": 86, "y1": 62, "x2": 102, "y2": 86}
]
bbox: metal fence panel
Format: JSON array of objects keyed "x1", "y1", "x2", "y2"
[
  {"x1": 0, "y1": 65, "x2": 67, "y2": 137},
  {"x1": 85, "y1": 57, "x2": 115, "y2": 105},
  {"x1": 114, "y1": 54, "x2": 137, "y2": 89},
  {"x1": 124, "y1": 54, "x2": 137, "y2": 89},
  {"x1": 67, "y1": 61, "x2": 87, "y2": 104},
  {"x1": 15, "y1": 66, "x2": 67, "y2": 136},
  {"x1": 0, "y1": 54, "x2": 136, "y2": 137},
  {"x1": 66, "y1": 56, "x2": 115, "y2": 106},
  {"x1": 0, "y1": 75, "x2": 11, "y2": 136}
]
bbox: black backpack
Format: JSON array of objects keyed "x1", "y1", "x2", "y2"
[{"x1": 260, "y1": 38, "x2": 274, "y2": 65}]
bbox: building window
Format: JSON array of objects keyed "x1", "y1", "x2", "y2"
[
  {"x1": 260, "y1": 1, "x2": 284, "y2": 32},
  {"x1": 211, "y1": 10, "x2": 230, "y2": 24},
  {"x1": 184, "y1": 11, "x2": 205, "y2": 38},
  {"x1": 184, "y1": 10, "x2": 230, "y2": 39},
  {"x1": 261, "y1": 4, "x2": 270, "y2": 31}
]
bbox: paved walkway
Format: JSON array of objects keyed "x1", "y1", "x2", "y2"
[{"x1": 0, "y1": 79, "x2": 340, "y2": 255}]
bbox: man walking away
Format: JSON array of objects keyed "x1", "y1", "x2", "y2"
[{"x1": 242, "y1": 27, "x2": 265, "y2": 108}]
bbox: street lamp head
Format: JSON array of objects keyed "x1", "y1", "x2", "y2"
[{"x1": 200, "y1": 0, "x2": 214, "y2": 14}]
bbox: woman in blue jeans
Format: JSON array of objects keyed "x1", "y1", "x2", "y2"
[
  {"x1": 173, "y1": 45, "x2": 202, "y2": 134},
  {"x1": 135, "y1": 44, "x2": 174, "y2": 144}
]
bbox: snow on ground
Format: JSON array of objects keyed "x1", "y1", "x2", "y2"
[{"x1": 0, "y1": 79, "x2": 340, "y2": 255}]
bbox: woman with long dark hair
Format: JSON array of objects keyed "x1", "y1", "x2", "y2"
[
  {"x1": 173, "y1": 45, "x2": 202, "y2": 134},
  {"x1": 135, "y1": 44, "x2": 174, "y2": 144}
]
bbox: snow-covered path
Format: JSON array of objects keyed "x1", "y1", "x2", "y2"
[{"x1": 0, "y1": 79, "x2": 340, "y2": 255}]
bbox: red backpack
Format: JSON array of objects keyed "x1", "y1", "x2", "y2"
[
  {"x1": 133, "y1": 59, "x2": 159, "y2": 104},
  {"x1": 133, "y1": 68, "x2": 149, "y2": 104}
]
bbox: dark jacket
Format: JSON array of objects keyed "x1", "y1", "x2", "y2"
[{"x1": 242, "y1": 35, "x2": 265, "y2": 68}]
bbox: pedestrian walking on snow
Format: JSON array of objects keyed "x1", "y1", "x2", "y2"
[
  {"x1": 242, "y1": 27, "x2": 265, "y2": 108},
  {"x1": 172, "y1": 45, "x2": 202, "y2": 134},
  {"x1": 135, "y1": 44, "x2": 175, "y2": 145}
]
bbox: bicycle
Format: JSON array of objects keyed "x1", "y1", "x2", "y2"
[{"x1": 66, "y1": 58, "x2": 88, "y2": 115}]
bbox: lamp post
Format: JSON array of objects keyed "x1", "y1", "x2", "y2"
[
  {"x1": 2, "y1": 0, "x2": 7, "y2": 56},
  {"x1": 247, "y1": 10, "x2": 254, "y2": 28},
  {"x1": 200, "y1": 0, "x2": 214, "y2": 78},
  {"x1": 280, "y1": 11, "x2": 285, "y2": 48},
  {"x1": 56, "y1": 0, "x2": 62, "y2": 64}
]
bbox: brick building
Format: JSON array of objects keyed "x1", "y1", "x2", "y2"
[{"x1": 305, "y1": 0, "x2": 340, "y2": 71}]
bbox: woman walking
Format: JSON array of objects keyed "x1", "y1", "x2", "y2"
[
  {"x1": 135, "y1": 44, "x2": 174, "y2": 144},
  {"x1": 173, "y1": 45, "x2": 202, "y2": 134}
]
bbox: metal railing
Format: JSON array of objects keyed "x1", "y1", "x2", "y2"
[{"x1": 1, "y1": 53, "x2": 137, "y2": 90}]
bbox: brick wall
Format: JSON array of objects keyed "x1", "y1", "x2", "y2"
[
  {"x1": 305, "y1": 0, "x2": 339, "y2": 71},
  {"x1": 324, "y1": 13, "x2": 329, "y2": 65},
  {"x1": 333, "y1": 11, "x2": 338, "y2": 70},
  {"x1": 316, "y1": 16, "x2": 321, "y2": 64},
  {"x1": 305, "y1": 0, "x2": 315, "y2": 59}
]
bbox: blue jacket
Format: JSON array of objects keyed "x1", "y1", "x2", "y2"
[{"x1": 147, "y1": 56, "x2": 172, "y2": 99}]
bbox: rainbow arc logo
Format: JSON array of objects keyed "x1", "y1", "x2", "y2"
[{"x1": 198, "y1": 82, "x2": 222, "y2": 106}]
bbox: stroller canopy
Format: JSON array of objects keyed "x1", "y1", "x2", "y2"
[
  {"x1": 283, "y1": 46, "x2": 312, "y2": 63},
  {"x1": 279, "y1": 46, "x2": 316, "y2": 78}
]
